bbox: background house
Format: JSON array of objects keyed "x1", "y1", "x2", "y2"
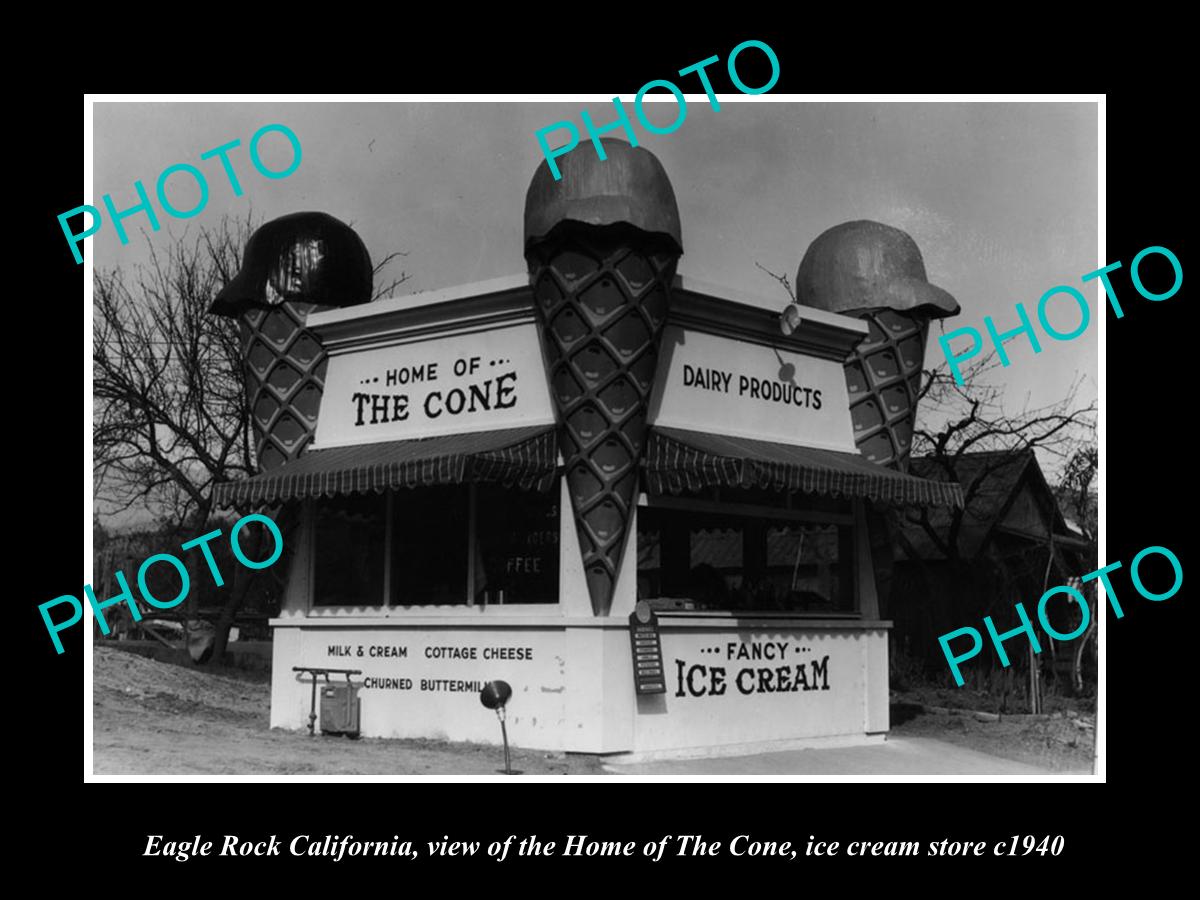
[{"x1": 890, "y1": 449, "x2": 1096, "y2": 696}]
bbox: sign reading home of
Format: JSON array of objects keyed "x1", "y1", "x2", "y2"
[{"x1": 315, "y1": 325, "x2": 555, "y2": 448}]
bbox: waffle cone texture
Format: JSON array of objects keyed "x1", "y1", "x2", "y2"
[
  {"x1": 795, "y1": 220, "x2": 960, "y2": 474},
  {"x1": 527, "y1": 224, "x2": 677, "y2": 615},
  {"x1": 842, "y1": 308, "x2": 929, "y2": 472},
  {"x1": 238, "y1": 301, "x2": 329, "y2": 472}
]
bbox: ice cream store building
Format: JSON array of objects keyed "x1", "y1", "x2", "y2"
[{"x1": 213, "y1": 141, "x2": 963, "y2": 757}]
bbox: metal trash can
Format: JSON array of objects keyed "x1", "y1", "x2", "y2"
[{"x1": 319, "y1": 682, "x2": 361, "y2": 737}]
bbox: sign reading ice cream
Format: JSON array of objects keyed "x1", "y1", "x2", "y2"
[
  {"x1": 314, "y1": 325, "x2": 554, "y2": 447},
  {"x1": 673, "y1": 639, "x2": 831, "y2": 698},
  {"x1": 632, "y1": 629, "x2": 870, "y2": 752},
  {"x1": 649, "y1": 327, "x2": 857, "y2": 452}
]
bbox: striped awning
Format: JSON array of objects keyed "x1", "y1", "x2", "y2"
[
  {"x1": 644, "y1": 427, "x2": 964, "y2": 508},
  {"x1": 212, "y1": 426, "x2": 558, "y2": 509}
]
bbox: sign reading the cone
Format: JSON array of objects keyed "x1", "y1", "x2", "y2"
[{"x1": 314, "y1": 325, "x2": 554, "y2": 447}]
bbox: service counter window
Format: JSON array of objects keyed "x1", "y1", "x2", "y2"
[
  {"x1": 311, "y1": 482, "x2": 560, "y2": 610},
  {"x1": 637, "y1": 491, "x2": 855, "y2": 614},
  {"x1": 390, "y1": 486, "x2": 470, "y2": 604},
  {"x1": 474, "y1": 484, "x2": 560, "y2": 605}
]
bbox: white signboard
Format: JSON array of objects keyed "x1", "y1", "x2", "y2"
[
  {"x1": 315, "y1": 325, "x2": 555, "y2": 448},
  {"x1": 648, "y1": 327, "x2": 857, "y2": 451},
  {"x1": 632, "y1": 628, "x2": 879, "y2": 751},
  {"x1": 274, "y1": 627, "x2": 568, "y2": 745}
]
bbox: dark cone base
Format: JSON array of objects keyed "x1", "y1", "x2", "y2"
[
  {"x1": 239, "y1": 302, "x2": 330, "y2": 472},
  {"x1": 527, "y1": 230, "x2": 678, "y2": 616},
  {"x1": 843, "y1": 309, "x2": 930, "y2": 473}
]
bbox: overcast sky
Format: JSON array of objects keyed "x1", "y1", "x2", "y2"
[{"x1": 92, "y1": 98, "x2": 1097, "y2": 507}]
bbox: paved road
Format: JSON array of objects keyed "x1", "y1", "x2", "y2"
[{"x1": 604, "y1": 737, "x2": 1065, "y2": 776}]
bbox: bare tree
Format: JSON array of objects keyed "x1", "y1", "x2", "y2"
[
  {"x1": 94, "y1": 213, "x2": 255, "y2": 528},
  {"x1": 755, "y1": 261, "x2": 1097, "y2": 560},
  {"x1": 370, "y1": 250, "x2": 412, "y2": 302},
  {"x1": 758, "y1": 261, "x2": 1098, "y2": 701},
  {"x1": 1057, "y1": 443, "x2": 1098, "y2": 693},
  {"x1": 92, "y1": 213, "x2": 410, "y2": 661},
  {"x1": 1058, "y1": 444, "x2": 1098, "y2": 542},
  {"x1": 904, "y1": 355, "x2": 1097, "y2": 561},
  {"x1": 755, "y1": 261, "x2": 796, "y2": 303}
]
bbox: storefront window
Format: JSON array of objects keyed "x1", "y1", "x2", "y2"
[
  {"x1": 313, "y1": 494, "x2": 387, "y2": 607},
  {"x1": 391, "y1": 486, "x2": 470, "y2": 605},
  {"x1": 383, "y1": 483, "x2": 560, "y2": 607},
  {"x1": 311, "y1": 482, "x2": 563, "y2": 610},
  {"x1": 474, "y1": 484, "x2": 560, "y2": 605},
  {"x1": 637, "y1": 501, "x2": 855, "y2": 613}
]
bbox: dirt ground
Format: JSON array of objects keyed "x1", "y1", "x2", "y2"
[
  {"x1": 92, "y1": 645, "x2": 603, "y2": 776},
  {"x1": 890, "y1": 688, "x2": 1096, "y2": 773},
  {"x1": 93, "y1": 645, "x2": 1096, "y2": 775}
]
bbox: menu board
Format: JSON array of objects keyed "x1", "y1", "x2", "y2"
[{"x1": 628, "y1": 601, "x2": 666, "y2": 695}]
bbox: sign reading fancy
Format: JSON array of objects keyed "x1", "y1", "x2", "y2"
[
  {"x1": 674, "y1": 640, "x2": 831, "y2": 698},
  {"x1": 315, "y1": 326, "x2": 554, "y2": 447}
]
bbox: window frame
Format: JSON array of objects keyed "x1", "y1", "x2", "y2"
[
  {"x1": 305, "y1": 481, "x2": 564, "y2": 617},
  {"x1": 637, "y1": 488, "x2": 862, "y2": 618},
  {"x1": 306, "y1": 491, "x2": 391, "y2": 617}
]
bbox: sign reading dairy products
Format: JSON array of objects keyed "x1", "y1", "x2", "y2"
[
  {"x1": 315, "y1": 325, "x2": 554, "y2": 448},
  {"x1": 649, "y1": 327, "x2": 857, "y2": 451}
]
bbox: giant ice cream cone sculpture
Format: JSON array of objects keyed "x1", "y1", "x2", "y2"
[
  {"x1": 796, "y1": 221, "x2": 959, "y2": 616},
  {"x1": 210, "y1": 212, "x2": 373, "y2": 472},
  {"x1": 796, "y1": 221, "x2": 959, "y2": 472},
  {"x1": 524, "y1": 139, "x2": 682, "y2": 616}
]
